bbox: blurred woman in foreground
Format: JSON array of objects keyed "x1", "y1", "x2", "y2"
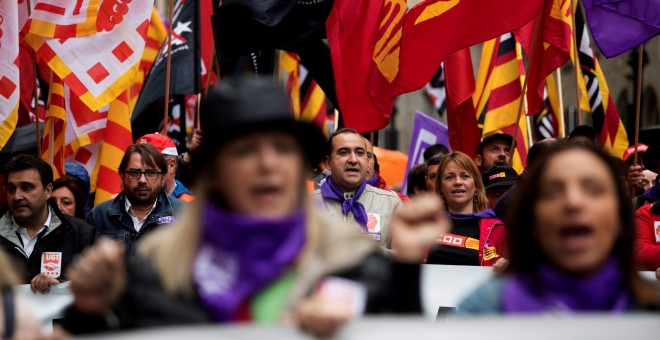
[
  {"x1": 458, "y1": 142, "x2": 660, "y2": 313},
  {"x1": 62, "y1": 77, "x2": 444, "y2": 335},
  {"x1": 426, "y1": 152, "x2": 506, "y2": 267},
  {"x1": 0, "y1": 249, "x2": 40, "y2": 338},
  {"x1": 52, "y1": 176, "x2": 87, "y2": 220}
]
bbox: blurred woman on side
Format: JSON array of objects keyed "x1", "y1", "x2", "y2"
[
  {"x1": 458, "y1": 142, "x2": 660, "y2": 313},
  {"x1": 0, "y1": 249, "x2": 41, "y2": 338},
  {"x1": 425, "y1": 152, "x2": 506, "y2": 267}
]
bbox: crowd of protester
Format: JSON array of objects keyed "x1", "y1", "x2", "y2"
[{"x1": 0, "y1": 77, "x2": 659, "y2": 338}]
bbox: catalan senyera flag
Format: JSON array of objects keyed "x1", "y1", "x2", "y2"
[
  {"x1": 395, "y1": 0, "x2": 544, "y2": 96},
  {"x1": 22, "y1": 0, "x2": 153, "y2": 112},
  {"x1": 41, "y1": 76, "x2": 67, "y2": 179},
  {"x1": 327, "y1": 0, "x2": 405, "y2": 133},
  {"x1": 0, "y1": 0, "x2": 20, "y2": 150},
  {"x1": 532, "y1": 75, "x2": 564, "y2": 141},
  {"x1": 280, "y1": 51, "x2": 329, "y2": 136},
  {"x1": 515, "y1": 0, "x2": 573, "y2": 115},
  {"x1": 574, "y1": 4, "x2": 628, "y2": 158},
  {"x1": 474, "y1": 33, "x2": 529, "y2": 173},
  {"x1": 94, "y1": 91, "x2": 132, "y2": 205},
  {"x1": 444, "y1": 49, "x2": 481, "y2": 158},
  {"x1": 129, "y1": 7, "x2": 167, "y2": 112}
]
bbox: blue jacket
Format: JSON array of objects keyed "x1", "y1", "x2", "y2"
[{"x1": 87, "y1": 190, "x2": 185, "y2": 259}]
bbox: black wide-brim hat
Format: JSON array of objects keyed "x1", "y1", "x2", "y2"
[{"x1": 199, "y1": 77, "x2": 327, "y2": 167}]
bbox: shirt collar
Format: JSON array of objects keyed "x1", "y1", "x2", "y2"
[
  {"x1": 10, "y1": 207, "x2": 52, "y2": 233},
  {"x1": 124, "y1": 197, "x2": 158, "y2": 214}
]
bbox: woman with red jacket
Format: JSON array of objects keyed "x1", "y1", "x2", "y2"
[{"x1": 425, "y1": 152, "x2": 507, "y2": 267}]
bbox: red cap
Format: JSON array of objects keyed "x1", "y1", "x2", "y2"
[
  {"x1": 136, "y1": 133, "x2": 178, "y2": 156},
  {"x1": 622, "y1": 144, "x2": 648, "y2": 162}
]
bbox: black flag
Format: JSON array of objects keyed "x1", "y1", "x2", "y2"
[{"x1": 131, "y1": 0, "x2": 200, "y2": 141}]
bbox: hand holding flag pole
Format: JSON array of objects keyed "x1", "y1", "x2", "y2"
[
  {"x1": 510, "y1": 10, "x2": 544, "y2": 167},
  {"x1": 163, "y1": 0, "x2": 175, "y2": 135}
]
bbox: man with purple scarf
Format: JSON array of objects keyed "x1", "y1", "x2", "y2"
[{"x1": 312, "y1": 128, "x2": 402, "y2": 251}]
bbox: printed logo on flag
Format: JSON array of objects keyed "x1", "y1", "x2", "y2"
[
  {"x1": 654, "y1": 221, "x2": 660, "y2": 243},
  {"x1": 41, "y1": 252, "x2": 62, "y2": 278}
]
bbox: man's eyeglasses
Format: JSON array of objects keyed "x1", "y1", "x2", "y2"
[{"x1": 124, "y1": 170, "x2": 162, "y2": 180}]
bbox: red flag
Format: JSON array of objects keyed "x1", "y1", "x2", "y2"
[
  {"x1": 395, "y1": 0, "x2": 544, "y2": 96},
  {"x1": 444, "y1": 49, "x2": 480, "y2": 158},
  {"x1": 515, "y1": 0, "x2": 573, "y2": 115},
  {"x1": 327, "y1": 0, "x2": 404, "y2": 133}
]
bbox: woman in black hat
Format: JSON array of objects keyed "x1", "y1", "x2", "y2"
[{"x1": 62, "y1": 77, "x2": 445, "y2": 335}]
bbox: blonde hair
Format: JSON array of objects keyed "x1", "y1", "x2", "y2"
[{"x1": 435, "y1": 151, "x2": 488, "y2": 212}]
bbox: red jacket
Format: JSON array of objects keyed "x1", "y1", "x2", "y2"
[
  {"x1": 634, "y1": 203, "x2": 660, "y2": 270},
  {"x1": 478, "y1": 218, "x2": 507, "y2": 266}
]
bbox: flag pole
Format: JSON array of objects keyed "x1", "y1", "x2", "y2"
[
  {"x1": 633, "y1": 44, "x2": 644, "y2": 166},
  {"x1": 510, "y1": 10, "x2": 543, "y2": 166},
  {"x1": 163, "y1": 0, "x2": 175, "y2": 135},
  {"x1": 26, "y1": 0, "x2": 42, "y2": 155},
  {"x1": 555, "y1": 69, "x2": 566, "y2": 138},
  {"x1": 570, "y1": 0, "x2": 582, "y2": 126}
]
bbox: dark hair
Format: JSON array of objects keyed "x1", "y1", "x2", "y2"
[
  {"x1": 52, "y1": 176, "x2": 86, "y2": 219},
  {"x1": 526, "y1": 138, "x2": 556, "y2": 169},
  {"x1": 372, "y1": 153, "x2": 380, "y2": 173},
  {"x1": 423, "y1": 144, "x2": 449, "y2": 161},
  {"x1": 326, "y1": 128, "x2": 361, "y2": 156},
  {"x1": 507, "y1": 141, "x2": 660, "y2": 306},
  {"x1": 119, "y1": 144, "x2": 168, "y2": 175},
  {"x1": 426, "y1": 154, "x2": 444, "y2": 173},
  {"x1": 4, "y1": 154, "x2": 53, "y2": 187},
  {"x1": 406, "y1": 164, "x2": 427, "y2": 197}
]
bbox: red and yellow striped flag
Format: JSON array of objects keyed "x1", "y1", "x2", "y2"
[
  {"x1": 573, "y1": 3, "x2": 628, "y2": 158},
  {"x1": 279, "y1": 51, "x2": 328, "y2": 135},
  {"x1": 41, "y1": 76, "x2": 66, "y2": 179},
  {"x1": 129, "y1": 7, "x2": 167, "y2": 111},
  {"x1": 474, "y1": 33, "x2": 529, "y2": 173},
  {"x1": 0, "y1": 0, "x2": 20, "y2": 150},
  {"x1": 94, "y1": 91, "x2": 133, "y2": 205}
]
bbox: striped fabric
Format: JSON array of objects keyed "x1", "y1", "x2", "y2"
[
  {"x1": 474, "y1": 33, "x2": 529, "y2": 173},
  {"x1": 22, "y1": 0, "x2": 153, "y2": 111},
  {"x1": 41, "y1": 76, "x2": 67, "y2": 179},
  {"x1": 94, "y1": 91, "x2": 133, "y2": 205},
  {"x1": 21, "y1": 0, "x2": 100, "y2": 38},
  {"x1": 532, "y1": 75, "x2": 563, "y2": 141},
  {"x1": 573, "y1": 4, "x2": 628, "y2": 158},
  {"x1": 129, "y1": 7, "x2": 167, "y2": 112},
  {"x1": 0, "y1": 0, "x2": 20, "y2": 150}
]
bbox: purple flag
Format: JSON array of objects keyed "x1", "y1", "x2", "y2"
[
  {"x1": 401, "y1": 111, "x2": 450, "y2": 195},
  {"x1": 583, "y1": 0, "x2": 660, "y2": 58}
]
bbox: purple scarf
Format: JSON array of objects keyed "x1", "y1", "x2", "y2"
[
  {"x1": 366, "y1": 174, "x2": 379, "y2": 187},
  {"x1": 643, "y1": 184, "x2": 660, "y2": 202},
  {"x1": 502, "y1": 258, "x2": 629, "y2": 313},
  {"x1": 320, "y1": 176, "x2": 369, "y2": 228},
  {"x1": 192, "y1": 202, "x2": 306, "y2": 322},
  {"x1": 447, "y1": 208, "x2": 499, "y2": 222}
]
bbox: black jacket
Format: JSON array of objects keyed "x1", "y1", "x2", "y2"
[
  {"x1": 0, "y1": 203, "x2": 95, "y2": 283},
  {"x1": 62, "y1": 253, "x2": 421, "y2": 334}
]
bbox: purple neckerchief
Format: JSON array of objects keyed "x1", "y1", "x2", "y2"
[
  {"x1": 643, "y1": 184, "x2": 660, "y2": 202},
  {"x1": 320, "y1": 176, "x2": 369, "y2": 228},
  {"x1": 192, "y1": 203, "x2": 306, "y2": 322},
  {"x1": 501, "y1": 258, "x2": 628, "y2": 313},
  {"x1": 446, "y1": 208, "x2": 498, "y2": 222}
]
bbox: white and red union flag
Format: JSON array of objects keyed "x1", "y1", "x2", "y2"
[
  {"x1": 22, "y1": 0, "x2": 153, "y2": 111},
  {"x1": 0, "y1": 0, "x2": 20, "y2": 150}
]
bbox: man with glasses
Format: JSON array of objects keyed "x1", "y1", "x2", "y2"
[{"x1": 87, "y1": 144, "x2": 186, "y2": 258}]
